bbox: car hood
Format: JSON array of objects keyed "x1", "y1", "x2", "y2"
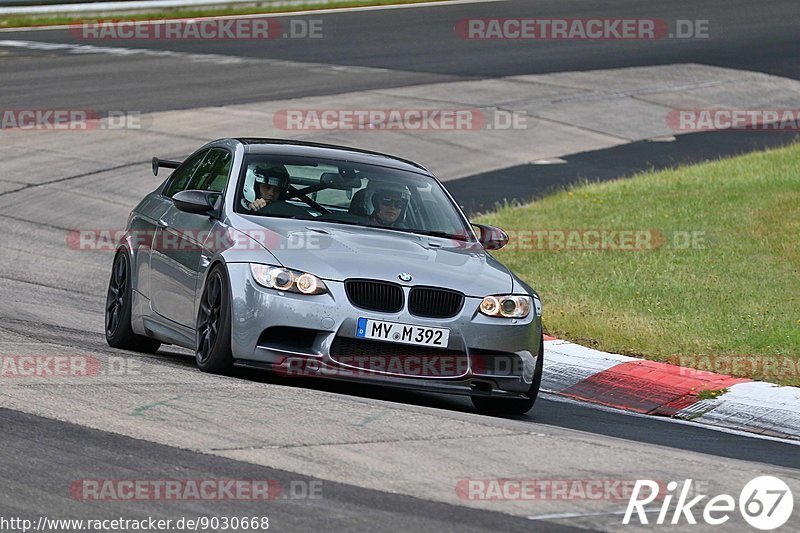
[{"x1": 235, "y1": 217, "x2": 513, "y2": 296}]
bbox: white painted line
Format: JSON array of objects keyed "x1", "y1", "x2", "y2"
[
  {"x1": 0, "y1": 0, "x2": 307, "y2": 15},
  {"x1": 0, "y1": 39, "x2": 389, "y2": 73},
  {"x1": 540, "y1": 392, "x2": 800, "y2": 446},
  {"x1": 0, "y1": 38, "x2": 247, "y2": 64},
  {"x1": 528, "y1": 508, "x2": 661, "y2": 521},
  {"x1": 532, "y1": 158, "x2": 567, "y2": 165},
  {"x1": 0, "y1": 0, "x2": 325, "y2": 15},
  {"x1": 0, "y1": 0, "x2": 507, "y2": 26}
]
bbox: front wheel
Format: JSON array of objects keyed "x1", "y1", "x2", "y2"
[
  {"x1": 471, "y1": 333, "x2": 544, "y2": 415},
  {"x1": 195, "y1": 265, "x2": 233, "y2": 374},
  {"x1": 105, "y1": 251, "x2": 161, "y2": 353}
]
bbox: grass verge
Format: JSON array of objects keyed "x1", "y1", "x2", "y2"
[
  {"x1": 0, "y1": 0, "x2": 443, "y2": 29},
  {"x1": 476, "y1": 142, "x2": 800, "y2": 386}
]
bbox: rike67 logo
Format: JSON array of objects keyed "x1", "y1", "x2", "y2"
[{"x1": 624, "y1": 476, "x2": 793, "y2": 529}]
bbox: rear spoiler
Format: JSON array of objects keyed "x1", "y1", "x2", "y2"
[{"x1": 151, "y1": 157, "x2": 182, "y2": 176}]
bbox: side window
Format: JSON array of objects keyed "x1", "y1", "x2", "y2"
[
  {"x1": 164, "y1": 150, "x2": 208, "y2": 198},
  {"x1": 188, "y1": 149, "x2": 232, "y2": 193}
]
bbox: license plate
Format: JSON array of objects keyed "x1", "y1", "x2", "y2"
[{"x1": 355, "y1": 318, "x2": 450, "y2": 348}]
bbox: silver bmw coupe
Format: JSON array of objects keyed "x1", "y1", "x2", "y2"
[{"x1": 105, "y1": 138, "x2": 543, "y2": 414}]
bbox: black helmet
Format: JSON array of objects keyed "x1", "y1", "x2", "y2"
[{"x1": 254, "y1": 165, "x2": 290, "y2": 198}]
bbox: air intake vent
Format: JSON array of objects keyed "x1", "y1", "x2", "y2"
[
  {"x1": 408, "y1": 287, "x2": 464, "y2": 318},
  {"x1": 330, "y1": 337, "x2": 467, "y2": 377},
  {"x1": 344, "y1": 279, "x2": 404, "y2": 313}
]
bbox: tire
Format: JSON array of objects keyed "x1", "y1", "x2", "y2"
[
  {"x1": 471, "y1": 332, "x2": 544, "y2": 415},
  {"x1": 195, "y1": 264, "x2": 233, "y2": 374},
  {"x1": 105, "y1": 251, "x2": 162, "y2": 353}
]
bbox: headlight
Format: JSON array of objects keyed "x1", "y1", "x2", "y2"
[
  {"x1": 479, "y1": 295, "x2": 531, "y2": 318},
  {"x1": 249, "y1": 264, "x2": 327, "y2": 295}
]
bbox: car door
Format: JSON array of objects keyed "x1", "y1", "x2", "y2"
[{"x1": 150, "y1": 148, "x2": 232, "y2": 328}]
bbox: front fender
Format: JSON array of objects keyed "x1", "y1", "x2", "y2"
[{"x1": 193, "y1": 224, "x2": 282, "y2": 326}]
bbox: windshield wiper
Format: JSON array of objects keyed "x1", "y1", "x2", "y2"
[
  {"x1": 267, "y1": 217, "x2": 474, "y2": 240},
  {"x1": 314, "y1": 218, "x2": 364, "y2": 227},
  {"x1": 241, "y1": 213, "x2": 299, "y2": 220},
  {"x1": 364, "y1": 225, "x2": 471, "y2": 241},
  {"x1": 412, "y1": 229, "x2": 470, "y2": 241}
]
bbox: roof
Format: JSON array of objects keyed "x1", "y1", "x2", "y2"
[{"x1": 234, "y1": 138, "x2": 430, "y2": 174}]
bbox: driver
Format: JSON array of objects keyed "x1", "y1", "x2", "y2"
[
  {"x1": 369, "y1": 184, "x2": 411, "y2": 228},
  {"x1": 247, "y1": 164, "x2": 290, "y2": 211},
  {"x1": 245, "y1": 165, "x2": 308, "y2": 217}
]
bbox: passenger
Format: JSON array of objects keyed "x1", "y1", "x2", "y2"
[{"x1": 369, "y1": 184, "x2": 411, "y2": 227}]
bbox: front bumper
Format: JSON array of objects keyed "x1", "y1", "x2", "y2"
[{"x1": 226, "y1": 263, "x2": 542, "y2": 398}]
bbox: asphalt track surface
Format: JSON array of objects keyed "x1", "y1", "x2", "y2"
[
  {"x1": 1, "y1": 409, "x2": 579, "y2": 533},
  {"x1": 449, "y1": 129, "x2": 800, "y2": 214},
  {"x1": 1, "y1": 0, "x2": 799, "y2": 111},
  {"x1": 1, "y1": 0, "x2": 800, "y2": 531}
]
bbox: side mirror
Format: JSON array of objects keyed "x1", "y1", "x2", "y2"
[
  {"x1": 172, "y1": 190, "x2": 219, "y2": 216},
  {"x1": 472, "y1": 223, "x2": 509, "y2": 250}
]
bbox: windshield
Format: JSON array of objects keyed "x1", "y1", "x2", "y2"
[{"x1": 234, "y1": 154, "x2": 472, "y2": 240}]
